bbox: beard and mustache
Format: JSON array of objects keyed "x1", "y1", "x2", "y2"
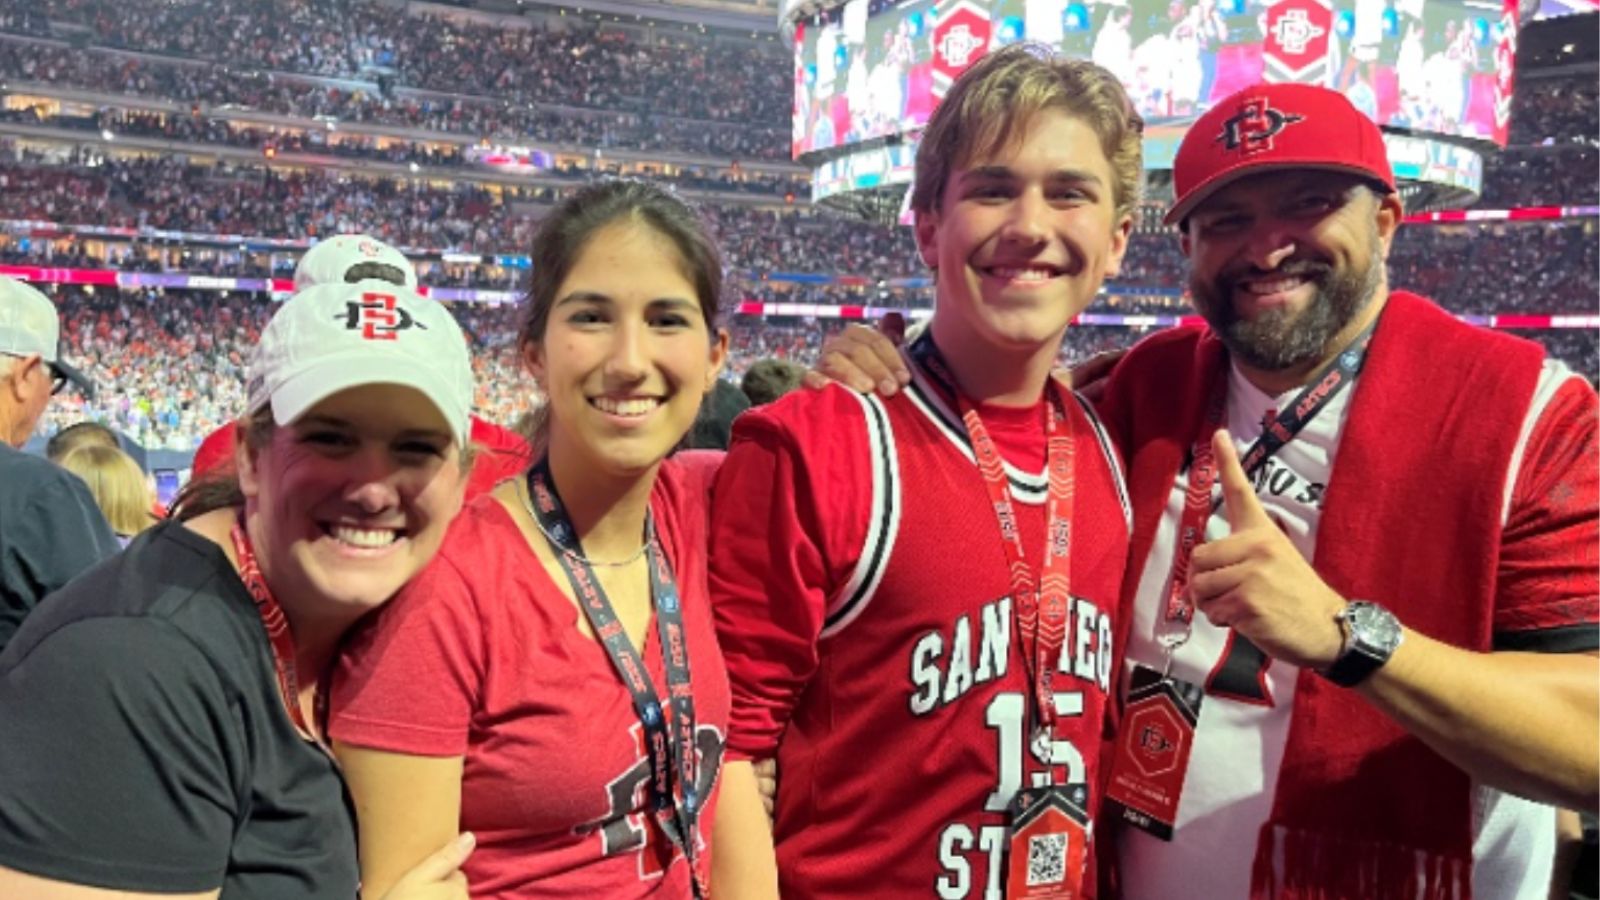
[{"x1": 1190, "y1": 230, "x2": 1385, "y2": 372}]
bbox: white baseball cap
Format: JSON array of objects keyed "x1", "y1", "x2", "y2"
[
  {"x1": 246, "y1": 282, "x2": 473, "y2": 446},
  {"x1": 293, "y1": 234, "x2": 419, "y2": 291},
  {"x1": 0, "y1": 276, "x2": 91, "y2": 395}
]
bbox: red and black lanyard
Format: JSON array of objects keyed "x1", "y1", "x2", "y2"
[
  {"x1": 910, "y1": 334, "x2": 1076, "y2": 778},
  {"x1": 1161, "y1": 319, "x2": 1378, "y2": 633},
  {"x1": 229, "y1": 517, "x2": 329, "y2": 751},
  {"x1": 526, "y1": 461, "x2": 704, "y2": 896}
]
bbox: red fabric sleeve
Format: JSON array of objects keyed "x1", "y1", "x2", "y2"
[
  {"x1": 672, "y1": 449, "x2": 727, "y2": 498},
  {"x1": 329, "y1": 545, "x2": 487, "y2": 756},
  {"x1": 465, "y1": 417, "x2": 532, "y2": 500},
  {"x1": 1494, "y1": 374, "x2": 1600, "y2": 650},
  {"x1": 708, "y1": 391, "x2": 871, "y2": 760}
]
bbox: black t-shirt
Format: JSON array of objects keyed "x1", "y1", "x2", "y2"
[
  {"x1": 0, "y1": 522, "x2": 359, "y2": 897},
  {"x1": 0, "y1": 442, "x2": 119, "y2": 653}
]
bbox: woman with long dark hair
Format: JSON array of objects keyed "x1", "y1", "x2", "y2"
[{"x1": 332, "y1": 180, "x2": 734, "y2": 899}]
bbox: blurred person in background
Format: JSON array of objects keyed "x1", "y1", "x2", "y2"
[
  {"x1": 685, "y1": 378, "x2": 751, "y2": 450},
  {"x1": 44, "y1": 419, "x2": 120, "y2": 463},
  {"x1": 739, "y1": 358, "x2": 806, "y2": 407},
  {"x1": 48, "y1": 419, "x2": 169, "y2": 519},
  {"x1": 0, "y1": 275, "x2": 117, "y2": 653},
  {"x1": 57, "y1": 444, "x2": 158, "y2": 544}
]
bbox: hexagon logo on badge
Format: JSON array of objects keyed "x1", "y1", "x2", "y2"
[{"x1": 1125, "y1": 701, "x2": 1188, "y2": 779}]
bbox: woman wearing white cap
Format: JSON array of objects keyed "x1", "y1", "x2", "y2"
[
  {"x1": 330, "y1": 180, "x2": 732, "y2": 899},
  {"x1": 0, "y1": 281, "x2": 479, "y2": 899}
]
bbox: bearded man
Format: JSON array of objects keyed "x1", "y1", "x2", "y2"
[{"x1": 1094, "y1": 82, "x2": 1598, "y2": 900}]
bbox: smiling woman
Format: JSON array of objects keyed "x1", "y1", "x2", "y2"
[
  {"x1": 329, "y1": 179, "x2": 734, "y2": 899},
  {"x1": 0, "y1": 281, "x2": 481, "y2": 900}
]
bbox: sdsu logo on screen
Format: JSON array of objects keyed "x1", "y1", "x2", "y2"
[
  {"x1": 1262, "y1": 0, "x2": 1332, "y2": 84},
  {"x1": 937, "y1": 24, "x2": 984, "y2": 68},
  {"x1": 931, "y1": 0, "x2": 993, "y2": 98},
  {"x1": 1270, "y1": 9, "x2": 1325, "y2": 55}
]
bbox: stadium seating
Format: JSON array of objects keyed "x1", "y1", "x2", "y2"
[{"x1": 1, "y1": 4, "x2": 1593, "y2": 452}]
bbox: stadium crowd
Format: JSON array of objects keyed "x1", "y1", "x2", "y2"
[
  {"x1": 15, "y1": 0, "x2": 792, "y2": 126},
  {"x1": 0, "y1": 106, "x2": 812, "y2": 200},
  {"x1": 0, "y1": 150, "x2": 910, "y2": 274},
  {"x1": 1, "y1": 4, "x2": 1592, "y2": 175},
  {"x1": 1479, "y1": 145, "x2": 1600, "y2": 207},
  {"x1": 1510, "y1": 74, "x2": 1600, "y2": 145},
  {"x1": 1, "y1": 1, "x2": 1593, "y2": 456},
  {"x1": 0, "y1": 152, "x2": 543, "y2": 252},
  {"x1": 30, "y1": 278, "x2": 1598, "y2": 453},
  {"x1": 0, "y1": 29, "x2": 790, "y2": 159},
  {"x1": 4, "y1": 177, "x2": 1594, "y2": 316}
]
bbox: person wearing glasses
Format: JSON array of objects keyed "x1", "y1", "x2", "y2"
[{"x1": 0, "y1": 275, "x2": 118, "y2": 653}]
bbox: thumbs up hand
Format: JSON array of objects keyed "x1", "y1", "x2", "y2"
[{"x1": 1187, "y1": 430, "x2": 1348, "y2": 671}]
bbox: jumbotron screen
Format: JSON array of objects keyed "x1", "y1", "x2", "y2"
[{"x1": 791, "y1": 0, "x2": 1520, "y2": 157}]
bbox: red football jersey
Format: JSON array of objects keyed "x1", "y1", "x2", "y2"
[
  {"x1": 710, "y1": 359, "x2": 1131, "y2": 899},
  {"x1": 331, "y1": 457, "x2": 727, "y2": 898}
]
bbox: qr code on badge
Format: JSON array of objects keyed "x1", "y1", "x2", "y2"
[{"x1": 1026, "y1": 833, "x2": 1068, "y2": 886}]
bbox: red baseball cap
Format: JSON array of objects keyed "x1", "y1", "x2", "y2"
[
  {"x1": 190, "y1": 421, "x2": 237, "y2": 478},
  {"x1": 1165, "y1": 82, "x2": 1396, "y2": 226}
]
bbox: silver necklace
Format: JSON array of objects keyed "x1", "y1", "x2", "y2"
[{"x1": 521, "y1": 479, "x2": 651, "y2": 568}]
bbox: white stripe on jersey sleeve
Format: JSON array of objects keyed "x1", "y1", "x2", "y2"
[
  {"x1": 1502, "y1": 359, "x2": 1587, "y2": 526},
  {"x1": 822, "y1": 391, "x2": 902, "y2": 639},
  {"x1": 1073, "y1": 391, "x2": 1133, "y2": 533}
]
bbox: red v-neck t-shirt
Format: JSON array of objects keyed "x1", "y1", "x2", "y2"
[{"x1": 331, "y1": 456, "x2": 729, "y2": 899}]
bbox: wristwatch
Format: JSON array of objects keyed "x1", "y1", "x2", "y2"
[{"x1": 1322, "y1": 601, "x2": 1404, "y2": 687}]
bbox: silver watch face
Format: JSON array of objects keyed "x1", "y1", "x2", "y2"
[{"x1": 1347, "y1": 602, "x2": 1402, "y2": 652}]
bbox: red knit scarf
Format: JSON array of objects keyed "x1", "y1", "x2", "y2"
[{"x1": 1099, "y1": 292, "x2": 1546, "y2": 900}]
